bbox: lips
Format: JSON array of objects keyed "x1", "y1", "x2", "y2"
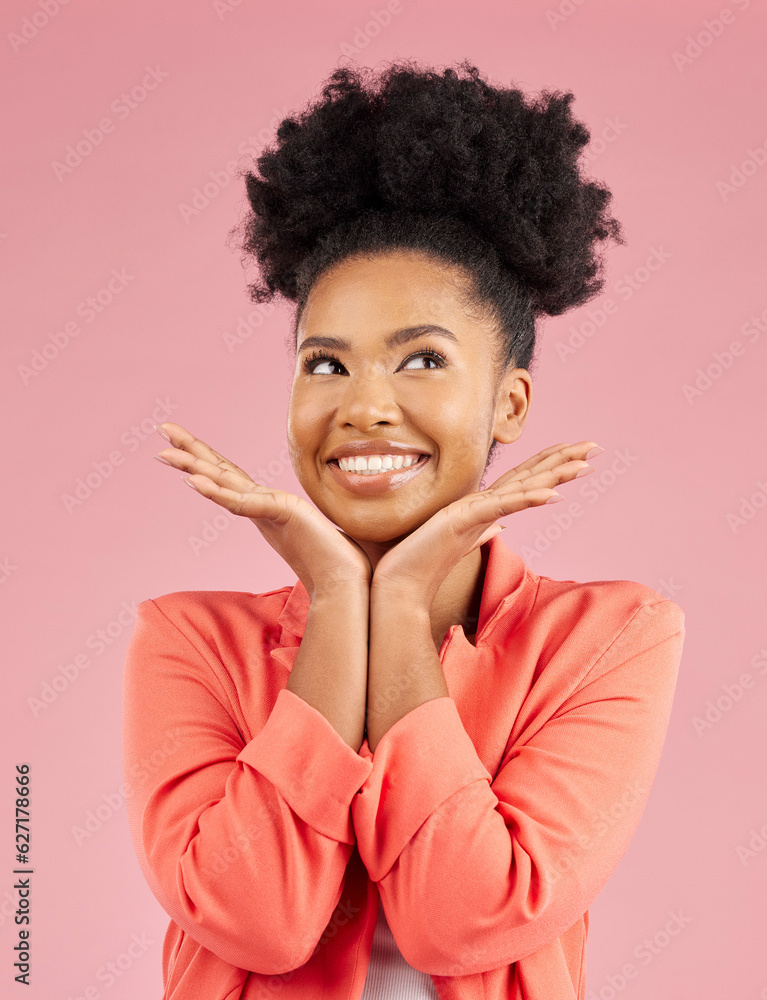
[
  {"x1": 325, "y1": 440, "x2": 432, "y2": 462},
  {"x1": 326, "y1": 453, "x2": 431, "y2": 494}
]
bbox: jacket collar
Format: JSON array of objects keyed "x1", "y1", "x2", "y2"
[
  {"x1": 470, "y1": 533, "x2": 537, "y2": 644},
  {"x1": 270, "y1": 534, "x2": 537, "y2": 669}
]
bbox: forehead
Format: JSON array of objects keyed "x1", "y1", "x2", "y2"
[{"x1": 297, "y1": 250, "x2": 488, "y2": 347}]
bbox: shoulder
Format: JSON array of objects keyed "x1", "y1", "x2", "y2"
[
  {"x1": 524, "y1": 566, "x2": 685, "y2": 665},
  {"x1": 533, "y1": 569, "x2": 684, "y2": 623},
  {"x1": 503, "y1": 568, "x2": 687, "y2": 726},
  {"x1": 133, "y1": 586, "x2": 295, "y2": 648},
  {"x1": 124, "y1": 587, "x2": 299, "y2": 744}
]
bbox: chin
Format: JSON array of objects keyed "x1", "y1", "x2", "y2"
[
  {"x1": 327, "y1": 510, "x2": 420, "y2": 546},
  {"x1": 308, "y1": 475, "x2": 445, "y2": 541},
  {"x1": 339, "y1": 520, "x2": 413, "y2": 544}
]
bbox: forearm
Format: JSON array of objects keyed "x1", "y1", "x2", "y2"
[
  {"x1": 286, "y1": 586, "x2": 369, "y2": 752},
  {"x1": 123, "y1": 597, "x2": 374, "y2": 974},
  {"x1": 366, "y1": 588, "x2": 449, "y2": 754}
]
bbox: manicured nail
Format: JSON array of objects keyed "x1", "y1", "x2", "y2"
[
  {"x1": 182, "y1": 477, "x2": 198, "y2": 490},
  {"x1": 574, "y1": 466, "x2": 592, "y2": 478},
  {"x1": 545, "y1": 493, "x2": 564, "y2": 504},
  {"x1": 585, "y1": 445, "x2": 604, "y2": 459},
  {"x1": 154, "y1": 424, "x2": 171, "y2": 442},
  {"x1": 154, "y1": 454, "x2": 172, "y2": 466}
]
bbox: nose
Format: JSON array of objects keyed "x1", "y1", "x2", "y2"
[{"x1": 334, "y1": 369, "x2": 402, "y2": 430}]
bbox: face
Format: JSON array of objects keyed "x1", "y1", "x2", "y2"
[{"x1": 287, "y1": 249, "x2": 531, "y2": 555}]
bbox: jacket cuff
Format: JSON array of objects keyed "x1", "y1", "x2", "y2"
[
  {"x1": 352, "y1": 696, "x2": 492, "y2": 880},
  {"x1": 237, "y1": 686, "x2": 373, "y2": 845}
]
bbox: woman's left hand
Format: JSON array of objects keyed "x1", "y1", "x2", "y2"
[{"x1": 371, "y1": 441, "x2": 603, "y2": 607}]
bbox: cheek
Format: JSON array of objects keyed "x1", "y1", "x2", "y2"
[
  {"x1": 403, "y1": 382, "x2": 463, "y2": 425},
  {"x1": 287, "y1": 398, "x2": 334, "y2": 491},
  {"x1": 286, "y1": 393, "x2": 320, "y2": 449},
  {"x1": 416, "y1": 393, "x2": 488, "y2": 463}
]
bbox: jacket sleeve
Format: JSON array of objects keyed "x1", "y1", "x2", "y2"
[
  {"x1": 350, "y1": 599, "x2": 685, "y2": 976},
  {"x1": 121, "y1": 597, "x2": 373, "y2": 975}
]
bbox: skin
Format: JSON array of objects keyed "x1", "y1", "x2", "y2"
[
  {"x1": 286, "y1": 249, "x2": 532, "y2": 650},
  {"x1": 153, "y1": 248, "x2": 603, "y2": 751}
]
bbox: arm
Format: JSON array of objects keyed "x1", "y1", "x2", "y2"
[
  {"x1": 365, "y1": 589, "x2": 447, "y2": 754},
  {"x1": 287, "y1": 585, "x2": 369, "y2": 752},
  {"x1": 352, "y1": 598, "x2": 685, "y2": 976},
  {"x1": 122, "y1": 593, "x2": 372, "y2": 975}
]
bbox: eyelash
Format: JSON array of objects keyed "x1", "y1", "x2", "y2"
[{"x1": 302, "y1": 347, "x2": 449, "y2": 374}]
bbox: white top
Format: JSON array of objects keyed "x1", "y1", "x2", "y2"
[{"x1": 360, "y1": 903, "x2": 440, "y2": 999}]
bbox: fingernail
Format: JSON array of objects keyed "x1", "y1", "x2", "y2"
[
  {"x1": 154, "y1": 454, "x2": 173, "y2": 466},
  {"x1": 574, "y1": 466, "x2": 592, "y2": 479},
  {"x1": 585, "y1": 445, "x2": 604, "y2": 459},
  {"x1": 545, "y1": 493, "x2": 564, "y2": 504},
  {"x1": 154, "y1": 424, "x2": 171, "y2": 442},
  {"x1": 182, "y1": 477, "x2": 198, "y2": 490}
]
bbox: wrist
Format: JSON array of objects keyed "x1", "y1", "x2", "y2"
[
  {"x1": 370, "y1": 579, "x2": 430, "y2": 617},
  {"x1": 310, "y1": 578, "x2": 370, "y2": 608}
]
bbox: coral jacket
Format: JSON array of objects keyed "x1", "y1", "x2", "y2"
[{"x1": 121, "y1": 535, "x2": 685, "y2": 999}]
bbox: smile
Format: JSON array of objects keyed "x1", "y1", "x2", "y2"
[
  {"x1": 327, "y1": 454, "x2": 431, "y2": 494},
  {"x1": 336, "y1": 453, "x2": 425, "y2": 473}
]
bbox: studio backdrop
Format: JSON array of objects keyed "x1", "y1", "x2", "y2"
[{"x1": 2, "y1": 1, "x2": 765, "y2": 998}]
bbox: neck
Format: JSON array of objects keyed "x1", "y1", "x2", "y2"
[{"x1": 429, "y1": 542, "x2": 488, "y2": 648}]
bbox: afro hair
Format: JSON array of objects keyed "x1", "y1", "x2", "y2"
[{"x1": 230, "y1": 58, "x2": 624, "y2": 467}]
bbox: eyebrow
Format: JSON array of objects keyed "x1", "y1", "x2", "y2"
[{"x1": 297, "y1": 324, "x2": 459, "y2": 354}]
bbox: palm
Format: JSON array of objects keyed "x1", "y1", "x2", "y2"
[
  {"x1": 154, "y1": 423, "x2": 372, "y2": 594},
  {"x1": 372, "y1": 440, "x2": 601, "y2": 602}
]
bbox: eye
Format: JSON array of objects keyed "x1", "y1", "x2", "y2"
[
  {"x1": 400, "y1": 350, "x2": 448, "y2": 370},
  {"x1": 301, "y1": 346, "x2": 448, "y2": 375},
  {"x1": 302, "y1": 349, "x2": 343, "y2": 375}
]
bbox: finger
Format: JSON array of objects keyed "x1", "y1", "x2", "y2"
[
  {"x1": 504, "y1": 442, "x2": 570, "y2": 477},
  {"x1": 156, "y1": 422, "x2": 254, "y2": 482},
  {"x1": 509, "y1": 441, "x2": 598, "y2": 477},
  {"x1": 499, "y1": 441, "x2": 601, "y2": 485},
  {"x1": 506, "y1": 457, "x2": 594, "y2": 492},
  {"x1": 447, "y1": 484, "x2": 563, "y2": 535},
  {"x1": 183, "y1": 474, "x2": 290, "y2": 522},
  {"x1": 156, "y1": 446, "x2": 256, "y2": 491},
  {"x1": 458, "y1": 459, "x2": 593, "y2": 528}
]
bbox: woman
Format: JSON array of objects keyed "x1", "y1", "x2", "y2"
[{"x1": 122, "y1": 60, "x2": 685, "y2": 999}]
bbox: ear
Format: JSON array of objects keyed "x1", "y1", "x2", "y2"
[{"x1": 491, "y1": 367, "x2": 532, "y2": 446}]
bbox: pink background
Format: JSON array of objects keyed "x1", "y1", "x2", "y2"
[{"x1": 2, "y1": 0, "x2": 766, "y2": 997}]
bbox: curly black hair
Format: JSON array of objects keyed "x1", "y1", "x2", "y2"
[{"x1": 230, "y1": 58, "x2": 624, "y2": 470}]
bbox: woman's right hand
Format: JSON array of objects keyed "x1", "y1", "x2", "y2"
[{"x1": 153, "y1": 422, "x2": 373, "y2": 600}]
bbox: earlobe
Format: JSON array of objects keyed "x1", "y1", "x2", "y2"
[
  {"x1": 493, "y1": 415, "x2": 522, "y2": 447},
  {"x1": 493, "y1": 369, "x2": 531, "y2": 445}
]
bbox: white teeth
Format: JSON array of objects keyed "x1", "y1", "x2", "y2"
[{"x1": 336, "y1": 453, "x2": 424, "y2": 473}]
